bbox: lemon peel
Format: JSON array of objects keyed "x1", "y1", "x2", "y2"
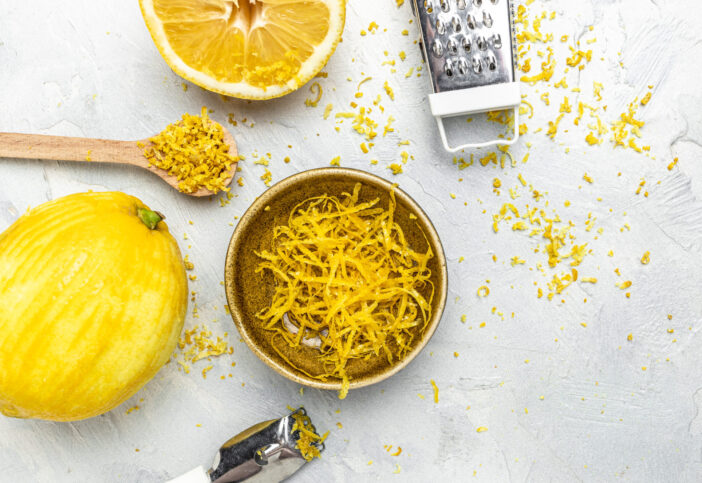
[{"x1": 255, "y1": 184, "x2": 434, "y2": 399}]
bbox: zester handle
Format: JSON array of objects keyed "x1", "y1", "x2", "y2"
[{"x1": 167, "y1": 466, "x2": 210, "y2": 483}]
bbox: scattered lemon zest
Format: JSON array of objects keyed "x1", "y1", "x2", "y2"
[{"x1": 143, "y1": 107, "x2": 237, "y2": 194}]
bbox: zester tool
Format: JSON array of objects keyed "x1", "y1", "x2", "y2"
[
  {"x1": 411, "y1": 0, "x2": 520, "y2": 152},
  {"x1": 168, "y1": 408, "x2": 324, "y2": 483}
]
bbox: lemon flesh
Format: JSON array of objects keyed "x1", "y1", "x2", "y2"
[{"x1": 140, "y1": 0, "x2": 345, "y2": 99}]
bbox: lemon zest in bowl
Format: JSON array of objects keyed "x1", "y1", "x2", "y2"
[{"x1": 255, "y1": 183, "x2": 434, "y2": 399}]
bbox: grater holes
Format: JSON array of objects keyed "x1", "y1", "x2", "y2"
[
  {"x1": 431, "y1": 39, "x2": 444, "y2": 57},
  {"x1": 444, "y1": 58, "x2": 455, "y2": 77},
  {"x1": 415, "y1": 0, "x2": 518, "y2": 90},
  {"x1": 447, "y1": 38, "x2": 459, "y2": 55},
  {"x1": 472, "y1": 56, "x2": 483, "y2": 74},
  {"x1": 487, "y1": 53, "x2": 497, "y2": 71},
  {"x1": 476, "y1": 35, "x2": 487, "y2": 51},
  {"x1": 451, "y1": 15, "x2": 462, "y2": 33},
  {"x1": 462, "y1": 36, "x2": 472, "y2": 53},
  {"x1": 491, "y1": 34, "x2": 502, "y2": 49},
  {"x1": 483, "y1": 11, "x2": 493, "y2": 28}
]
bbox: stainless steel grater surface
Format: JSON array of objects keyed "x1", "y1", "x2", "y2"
[{"x1": 411, "y1": 0, "x2": 521, "y2": 152}]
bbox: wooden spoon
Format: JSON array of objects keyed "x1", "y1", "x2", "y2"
[{"x1": 0, "y1": 123, "x2": 238, "y2": 197}]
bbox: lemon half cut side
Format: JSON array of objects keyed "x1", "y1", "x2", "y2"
[{"x1": 140, "y1": 0, "x2": 346, "y2": 100}]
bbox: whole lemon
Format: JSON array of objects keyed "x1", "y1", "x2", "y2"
[{"x1": 0, "y1": 192, "x2": 187, "y2": 421}]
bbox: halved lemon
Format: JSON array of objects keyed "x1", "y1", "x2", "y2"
[{"x1": 139, "y1": 0, "x2": 345, "y2": 100}]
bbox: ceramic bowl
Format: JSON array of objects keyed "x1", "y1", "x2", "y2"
[{"x1": 224, "y1": 168, "x2": 447, "y2": 394}]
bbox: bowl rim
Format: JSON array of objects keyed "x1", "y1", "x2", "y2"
[{"x1": 224, "y1": 167, "x2": 448, "y2": 392}]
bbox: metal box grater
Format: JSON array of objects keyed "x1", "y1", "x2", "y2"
[{"x1": 411, "y1": 0, "x2": 520, "y2": 152}]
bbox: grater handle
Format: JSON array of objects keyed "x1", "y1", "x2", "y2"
[
  {"x1": 429, "y1": 82, "x2": 521, "y2": 153},
  {"x1": 435, "y1": 107, "x2": 520, "y2": 153}
]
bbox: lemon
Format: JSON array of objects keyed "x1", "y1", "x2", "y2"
[
  {"x1": 0, "y1": 192, "x2": 187, "y2": 421},
  {"x1": 139, "y1": 0, "x2": 346, "y2": 100}
]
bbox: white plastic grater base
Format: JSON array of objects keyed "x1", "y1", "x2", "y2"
[{"x1": 429, "y1": 82, "x2": 521, "y2": 152}]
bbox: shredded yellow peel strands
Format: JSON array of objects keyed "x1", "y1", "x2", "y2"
[
  {"x1": 143, "y1": 107, "x2": 237, "y2": 194},
  {"x1": 291, "y1": 411, "x2": 327, "y2": 461},
  {"x1": 256, "y1": 183, "x2": 434, "y2": 399}
]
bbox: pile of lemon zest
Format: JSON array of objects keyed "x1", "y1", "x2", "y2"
[
  {"x1": 430, "y1": 379, "x2": 439, "y2": 403},
  {"x1": 480, "y1": 152, "x2": 498, "y2": 167},
  {"x1": 304, "y1": 82, "x2": 323, "y2": 107},
  {"x1": 554, "y1": 77, "x2": 568, "y2": 88},
  {"x1": 384, "y1": 116, "x2": 396, "y2": 136},
  {"x1": 611, "y1": 99, "x2": 645, "y2": 148},
  {"x1": 520, "y1": 47, "x2": 555, "y2": 84},
  {"x1": 559, "y1": 97, "x2": 572, "y2": 113},
  {"x1": 565, "y1": 48, "x2": 592, "y2": 67},
  {"x1": 260, "y1": 168, "x2": 272, "y2": 186},
  {"x1": 201, "y1": 364, "x2": 213, "y2": 379},
  {"x1": 255, "y1": 184, "x2": 434, "y2": 399},
  {"x1": 330, "y1": 156, "x2": 341, "y2": 166},
  {"x1": 323, "y1": 103, "x2": 334, "y2": 120},
  {"x1": 177, "y1": 325, "x2": 231, "y2": 369},
  {"x1": 143, "y1": 107, "x2": 237, "y2": 194},
  {"x1": 477, "y1": 286, "x2": 490, "y2": 297},
  {"x1": 547, "y1": 114, "x2": 565, "y2": 139},
  {"x1": 383, "y1": 81, "x2": 395, "y2": 101},
  {"x1": 593, "y1": 82, "x2": 604, "y2": 101},
  {"x1": 520, "y1": 100, "x2": 534, "y2": 119},
  {"x1": 585, "y1": 132, "x2": 602, "y2": 145},
  {"x1": 291, "y1": 411, "x2": 326, "y2": 461},
  {"x1": 357, "y1": 77, "x2": 373, "y2": 91},
  {"x1": 389, "y1": 163, "x2": 403, "y2": 175}
]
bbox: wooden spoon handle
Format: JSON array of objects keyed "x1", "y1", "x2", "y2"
[{"x1": 0, "y1": 132, "x2": 146, "y2": 167}]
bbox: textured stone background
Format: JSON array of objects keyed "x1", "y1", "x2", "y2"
[{"x1": 1, "y1": 0, "x2": 701, "y2": 481}]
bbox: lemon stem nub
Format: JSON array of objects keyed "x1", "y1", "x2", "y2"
[{"x1": 137, "y1": 208, "x2": 164, "y2": 230}]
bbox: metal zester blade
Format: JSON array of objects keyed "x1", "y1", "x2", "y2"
[{"x1": 411, "y1": 0, "x2": 521, "y2": 152}]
